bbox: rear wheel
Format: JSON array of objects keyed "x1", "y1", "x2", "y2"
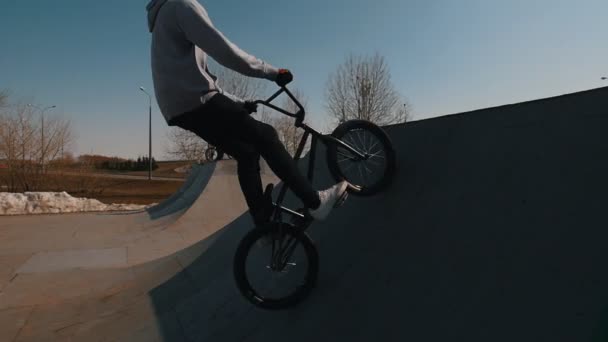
[
  {"x1": 327, "y1": 120, "x2": 396, "y2": 196},
  {"x1": 233, "y1": 223, "x2": 319, "y2": 310},
  {"x1": 205, "y1": 146, "x2": 225, "y2": 162}
]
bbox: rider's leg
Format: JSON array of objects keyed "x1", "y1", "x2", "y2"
[
  {"x1": 172, "y1": 94, "x2": 346, "y2": 221},
  {"x1": 204, "y1": 138, "x2": 272, "y2": 225},
  {"x1": 214, "y1": 106, "x2": 348, "y2": 221},
  {"x1": 173, "y1": 115, "x2": 270, "y2": 224},
  {"x1": 198, "y1": 94, "x2": 321, "y2": 209}
]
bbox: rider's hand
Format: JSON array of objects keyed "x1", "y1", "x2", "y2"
[
  {"x1": 276, "y1": 69, "x2": 293, "y2": 87},
  {"x1": 243, "y1": 100, "x2": 257, "y2": 114}
]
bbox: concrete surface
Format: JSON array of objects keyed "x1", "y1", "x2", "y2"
[
  {"x1": 0, "y1": 159, "x2": 277, "y2": 340},
  {"x1": 1, "y1": 86, "x2": 608, "y2": 341}
]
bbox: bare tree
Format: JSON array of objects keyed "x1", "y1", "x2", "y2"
[
  {"x1": 0, "y1": 100, "x2": 73, "y2": 191},
  {"x1": 165, "y1": 127, "x2": 206, "y2": 162},
  {"x1": 0, "y1": 110, "x2": 19, "y2": 191},
  {"x1": 0, "y1": 105, "x2": 43, "y2": 191},
  {"x1": 326, "y1": 53, "x2": 409, "y2": 126},
  {"x1": 39, "y1": 114, "x2": 74, "y2": 169},
  {"x1": 257, "y1": 105, "x2": 274, "y2": 126},
  {"x1": 212, "y1": 67, "x2": 266, "y2": 101},
  {"x1": 0, "y1": 90, "x2": 8, "y2": 107},
  {"x1": 164, "y1": 65, "x2": 267, "y2": 161}
]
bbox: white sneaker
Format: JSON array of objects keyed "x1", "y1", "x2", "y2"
[{"x1": 309, "y1": 181, "x2": 349, "y2": 221}]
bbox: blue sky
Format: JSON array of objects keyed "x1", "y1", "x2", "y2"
[{"x1": 1, "y1": 0, "x2": 607, "y2": 160}]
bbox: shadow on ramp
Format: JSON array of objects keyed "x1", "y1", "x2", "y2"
[{"x1": 149, "y1": 87, "x2": 608, "y2": 341}]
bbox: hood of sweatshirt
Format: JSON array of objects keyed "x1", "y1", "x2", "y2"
[{"x1": 146, "y1": 0, "x2": 168, "y2": 32}]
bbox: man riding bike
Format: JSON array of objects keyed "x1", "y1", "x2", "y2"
[{"x1": 146, "y1": 0, "x2": 347, "y2": 225}]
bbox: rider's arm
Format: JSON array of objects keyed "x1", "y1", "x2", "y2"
[{"x1": 175, "y1": 0, "x2": 279, "y2": 81}]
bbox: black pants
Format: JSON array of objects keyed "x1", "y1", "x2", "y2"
[{"x1": 171, "y1": 94, "x2": 320, "y2": 224}]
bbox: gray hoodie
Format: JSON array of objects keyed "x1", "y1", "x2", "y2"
[{"x1": 146, "y1": 0, "x2": 279, "y2": 124}]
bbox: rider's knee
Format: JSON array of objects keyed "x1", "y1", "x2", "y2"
[{"x1": 258, "y1": 122, "x2": 280, "y2": 143}]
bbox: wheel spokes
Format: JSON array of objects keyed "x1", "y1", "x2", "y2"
[
  {"x1": 246, "y1": 232, "x2": 310, "y2": 301},
  {"x1": 335, "y1": 128, "x2": 388, "y2": 189}
]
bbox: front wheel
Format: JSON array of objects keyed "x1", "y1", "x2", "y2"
[
  {"x1": 326, "y1": 120, "x2": 396, "y2": 196},
  {"x1": 233, "y1": 223, "x2": 319, "y2": 310}
]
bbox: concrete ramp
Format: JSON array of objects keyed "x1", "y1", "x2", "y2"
[
  {"x1": 0, "y1": 161, "x2": 270, "y2": 272},
  {"x1": 2, "y1": 87, "x2": 608, "y2": 341},
  {"x1": 0, "y1": 162, "x2": 213, "y2": 291},
  {"x1": 0, "y1": 160, "x2": 277, "y2": 338},
  {"x1": 0, "y1": 163, "x2": 213, "y2": 257},
  {"x1": 145, "y1": 86, "x2": 608, "y2": 342},
  {"x1": 145, "y1": 162, "x2": 216, "y2": 219}
]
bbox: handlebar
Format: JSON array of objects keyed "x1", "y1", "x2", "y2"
[{"x1": 254, "y1": 85, "x2": 305, "y2": 125}]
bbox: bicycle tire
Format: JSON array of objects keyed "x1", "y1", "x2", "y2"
[
  {"x1": 205, "y1": 147, "x2": 216, "y2": 162},
  {"x1": 205, "y1": 147, "x2": 225, "y2": 162},
  {"x1": 326, "y1": 119, "x2": 396, "y2": 196},
  {"x1": 233, "y1": 223, "x2": 319, "y2": 310}
]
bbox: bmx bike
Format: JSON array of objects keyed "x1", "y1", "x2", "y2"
[{"x1": 233, "y1": 83, "x2": 396, "y2": 310}]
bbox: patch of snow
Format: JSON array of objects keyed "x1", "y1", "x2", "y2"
[
  {"x1": 174, "y1": 164, "x2": 193, "y2": 174},
  {"x1": 0, "y1": 192, "x2": 154, "y2": 215}
]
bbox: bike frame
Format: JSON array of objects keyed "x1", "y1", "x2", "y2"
[{"x1": 254, "y1": 86, "x2": 365, "y2": 226}]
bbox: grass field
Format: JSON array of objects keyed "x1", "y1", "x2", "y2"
[
  {"x1": 71, "y1": 177, "x2": 185, "y2": 205},
  {"x1": 65, "y1": 160, "x2": 192, "y2": 179},
  {"x1": 0, "y1": 161, "x2": 196, "y2": 205}
]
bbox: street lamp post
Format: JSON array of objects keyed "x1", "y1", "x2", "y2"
[{"x1": 139, "y1": 87, "x2": 153, "y2": 181}]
